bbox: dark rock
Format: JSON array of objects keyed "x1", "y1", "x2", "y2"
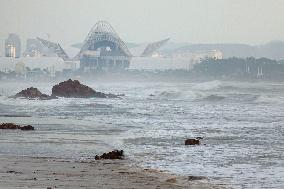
[
  {"x1": 0, "y1": 123, "x2": 20, "y2": 129},
  {"x1": 20, "y1": 125, "x2": 34, "y2": 131},
  {"x1": 95, "y1": 150, "x2": 124, "y2": 160},
  {"x1": 52, "y1": 79, "x2": 118, "y2": 98},
  {"x1": 6, "y1": 170, "x2": 23, "y2": 174},
  {"x1": 13, "y1": 87, "x2": 55, "y2": 100},
  {"x1": 0, "y1": 123, "x2": 34, "y2": 131},
  {"x1": 185, "y1": 138, "x2": 200, "y2": 145},
  {"x1": 188, "y1": 176, "x2": 206, "y2": 181}
]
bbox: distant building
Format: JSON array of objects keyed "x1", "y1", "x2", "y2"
[
  {"x1": 0, "y1": 57, "x2": 67, "y2": 75},
  {"x1": 130, "y1": 49, "x2": 223, "y2": 71},
  {"x1": 78, "y1": 21, "x2": 132, "y2": 72},
  {"x1": 80, "y1": 50, "x2": 101, "y2": 72},
  {"x1": 140, "y1": 38, "x2": 170, "y2": 57},
  {"x1": 25, "y1": 38, "x2": 43, "y2": 57},
  {"x1": 37, "y1": 21, "x2": 131, "y2": 73},
  {"x1": 5, "y1": 33, "x2": 21, "y2": 58},
  {"x1": 172, "y1": 50, "x2": 223, "y2": 63},
  {"x1": 15, "y1": 62, "x2": 26, "y2": 75},
  {"x1": 24, "y1": 38, "x2": 58, "y2": 57}
]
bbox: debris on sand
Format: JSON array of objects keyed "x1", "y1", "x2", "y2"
[{"x1": 95, "y1": 150, "x2": 124, "y2": 160}]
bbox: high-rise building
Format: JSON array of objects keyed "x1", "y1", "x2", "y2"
[{"x1": 5, "y1": 33, "x2": 21, "y2": 58}]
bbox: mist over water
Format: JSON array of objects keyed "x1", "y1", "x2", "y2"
[{"x1": 0, "y1": 80, "x2": 283, "y2": 189}]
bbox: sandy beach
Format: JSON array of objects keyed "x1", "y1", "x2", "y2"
[{"x1": 0, "y1": 156, "x2": 225, "y2": 189}]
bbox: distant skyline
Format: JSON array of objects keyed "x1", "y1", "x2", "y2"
[{"x1": 0, "y1": 0, "x2": 284, "y2": 46}]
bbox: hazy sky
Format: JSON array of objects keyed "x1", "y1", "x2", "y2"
[{"x1": 0, "y1": 0, "x2": 284, "y2": 45}]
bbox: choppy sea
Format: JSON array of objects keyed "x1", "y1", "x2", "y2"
[{"x1": 0, "y1": 80, "x2": 283, "y2": 189}]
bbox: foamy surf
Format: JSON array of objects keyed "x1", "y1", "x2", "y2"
[{"x1": 0, "y1": 80, "x2": 283, "y2": 189}]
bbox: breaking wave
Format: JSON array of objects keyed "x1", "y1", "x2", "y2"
[
  {"x1": 158, "y1": 90, "x2": 182, "y2": 99},
  {"x1": 254, "y1": 94, "x2": 284, "y2": 104},
  {"x1": 192, "y1": 80, "x2": 222, "y2": 91},
  {"x1": 196, "y1": 94, "x2": 226, "y2": 102}
]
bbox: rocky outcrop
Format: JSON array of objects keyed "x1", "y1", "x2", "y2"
[
  {"x1": 52, "y1": 79, "x2": 117, "y2": 98},
  {"x1": 13, "y1": 87, "x2": 55, "y2": 100},
  {"x1": 0, "y1": 123, "x2": 34, "y2": 131},
  {"x1": 95, "y1": 150, "x2": 124, "y2": 160},
  {"x1": 185, "y1": 138, "x2": 200, "y2": 145},
  {"x1": 10, "y1": 79, "x2": 119, "y2": 100}
]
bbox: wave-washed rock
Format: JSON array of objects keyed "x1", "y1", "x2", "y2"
[
  {"x1": 0, "y1": 123, "x2": 34, "y2": 131},
  {"x1": 12, "y1": 87, "x2": 55, "y2": 100},
  {"x1": 185, "y1": 138, "x2": 201, "y2": 145},
  {"x1": 95, "y1": 150, "x2": 124, "y2": 160},
  {"x1": 52, "y1": 79, "x2": 118, "y2": 98}
]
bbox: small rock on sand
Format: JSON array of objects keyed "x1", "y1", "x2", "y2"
[{"x1": 95, "y1": 150, "x2": 124, "y2": 160}]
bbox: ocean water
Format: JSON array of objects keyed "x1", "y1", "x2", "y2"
[{"x1": 0, "y1": 80, "x2": 283, "y2": 189}]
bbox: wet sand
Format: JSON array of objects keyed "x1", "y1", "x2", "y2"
[{"x1": 0, "y1": 156, "x2": 226, "y2": 189}]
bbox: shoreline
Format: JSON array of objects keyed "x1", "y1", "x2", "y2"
[{"x1": 0, "y1": 155, "x2": 226, "y2": 189}]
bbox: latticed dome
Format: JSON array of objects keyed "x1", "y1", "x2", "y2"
[
  {"x1": 77, "y1": 20, "x2": 132, "y2": 58},
  {"x1": 90, "y1": 21, "x2": 118, "y2": 36}
]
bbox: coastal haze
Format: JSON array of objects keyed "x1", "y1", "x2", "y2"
[
  {"x1": 1, "y1": 0, "x2": 284, "y2": 45},
  {"x1": 0, "y1": 0, "x2": 284, "y2": 189}
]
